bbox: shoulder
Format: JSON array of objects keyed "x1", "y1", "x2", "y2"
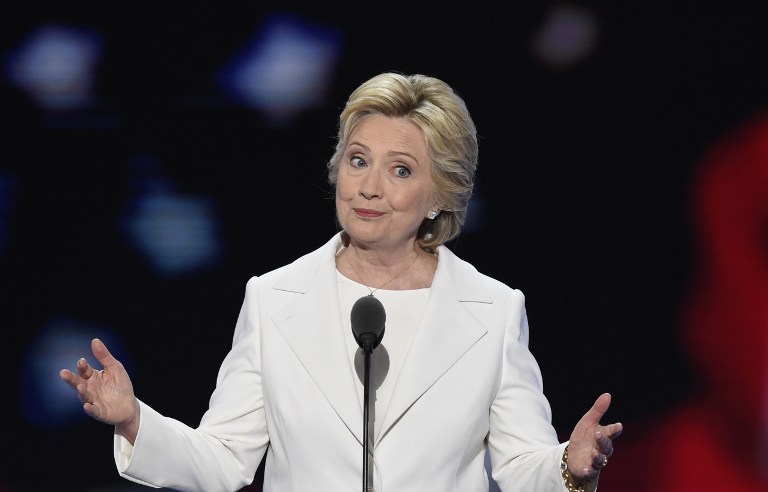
[
  {"x1": 436, "y1": 245, "x2": 525, "y2": 305},
  {"x1": 245, "y1": 233, "x2": 341, "y2": 291}
]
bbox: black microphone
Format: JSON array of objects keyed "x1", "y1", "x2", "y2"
[
  {"x1": 351, "y1": 295, "x2": 386, "y2": 353},
  {"x1": 350, "y1": 294, "x2": 385, "y2": 492}
]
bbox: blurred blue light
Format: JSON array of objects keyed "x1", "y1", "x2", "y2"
[
  {"x1": 218, "y1": 12, "x2": 342, "y2": 125},
  {"x1": 4, "y1": 24, "x2": 102, "y2": 110},
  {"x1": 463, "y1": 191, "x2": 487, "y2": 235},
  {"x1": 122, "y1": 192, "x2": 223, "y2": 276},
  {"x1": 22, "y1": 319, "x2": 129, "y2": 429},
  {"x1": 120, "y1": 155, "x2": 224, "y2": 279}
]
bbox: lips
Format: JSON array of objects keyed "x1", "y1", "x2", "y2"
[{"x1": 353, "y1": 208, "x2": 384, "y2": 218}]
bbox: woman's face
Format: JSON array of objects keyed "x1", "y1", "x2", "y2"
[{"x1": 336, "y1": 114, "x2": 435, "y2": 252}]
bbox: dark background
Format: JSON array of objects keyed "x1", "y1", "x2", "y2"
[{"x1": 2, "y1": 2, "x2": 767, "y2": 491}]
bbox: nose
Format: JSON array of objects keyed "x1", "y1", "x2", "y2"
[{"x1": 358, "y1": 166, "x2": 382, "y2": 200}]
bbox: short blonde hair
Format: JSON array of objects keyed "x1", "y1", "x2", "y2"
[{"x1": 328, "y1": 72, "x2": 478, "y2": 252}]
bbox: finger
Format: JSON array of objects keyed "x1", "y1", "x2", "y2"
[
  {"x1": 591, "y1": 452, "x2": 608, "y2": 470},
  {"x1": 593, "y1": 423, "x2": 623, "y2": 450},
  {"x1": 580, "y1": 466, "x2": 600, "y2": 483},
  {"x1": 76, "y1": 358, "x2": 95, "y2": 379},
  {"x1": 92, "y1": 338, "x2": 121, "y2": 370},
  {"x1": 594, "y1": 431, "x2": 614, "y2": 456},
  {"x1": 603, "y1": 421, "x2": 623, "y2": 440},
  {"x1": 580, "y1": 393, "x2": 612, "y2": 425},
  {"x1": 83, "y1": 402, "x2": 101, "y2": 420},
  {"x1": 76, "y1": 382, "x2": 92, "y2": 405},
  {"x1": 59, "y1": 369, "x2": 80, "y2": 388}
]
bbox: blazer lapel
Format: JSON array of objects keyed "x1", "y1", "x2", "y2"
[
  {"x1": 376, "y1": 246, "x2": 492, "y2": 444},
  {"x1": 271, "y1": 235, "x2": 365, "y2": 445}
]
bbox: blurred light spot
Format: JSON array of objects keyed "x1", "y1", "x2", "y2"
[
  {"x1": 218, "y1": 12, "x2": 342, "y2": 126},
  {"x1": 122, "y1": 193, "x2": 223, "y2": 276},
  {"x1": 22, "y1": 319, "x2": 130, "y2": 428},
  {"x1": 4, "y1": 24, "x2": 102, "y2": 110},
  {"x1": 463, "y1": 190, "x2": 487, "y2": 234},
  {"x1": 0, "y1": 173, "x2": 19, "y2": 255},
  {"x1": 121, "y1": 157, "x2": 223, "y2": 276},
  {"x1": 530, "y1": 5, "x2": 599, "y2": 69}
]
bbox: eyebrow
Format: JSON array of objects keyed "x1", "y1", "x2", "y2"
[{"x1": 347, "y1": 141, "x2": 421, "y2": 165}]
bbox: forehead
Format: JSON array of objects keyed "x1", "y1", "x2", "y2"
[{"x1": 349, "y1": 114, "x2": 428, "y2": 156}]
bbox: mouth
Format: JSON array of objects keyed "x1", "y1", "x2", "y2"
[{"x1": 353, "y1": 208, "x2": 385, "y2": 218}]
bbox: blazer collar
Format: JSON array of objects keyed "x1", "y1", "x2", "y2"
[
  {"x1": 376, "y1": 242, "x2": 492, "y2": 443},
  {"x1": 271, "y1": 234, "x2": 365, "y2": 443},
  {"x1": 271, "y1": 234, "x2": 493, "y2": 446}
]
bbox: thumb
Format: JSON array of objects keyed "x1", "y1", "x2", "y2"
[
  {"x1": 91, "y1": 338, "x2": 121, "y2": 370},
  {"x1": 580, "y1": 392, "x2": 612, "y2": 425}
]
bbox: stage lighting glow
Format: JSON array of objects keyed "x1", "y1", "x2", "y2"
[
  {"x1": 530, "y1": 5, "x2": 599, "y2": 69},
  {"x1": 121, "y1": 189, "x2": 223, "y2": 276},
  {"x1": 22, "y1": 319, "x2": 129, "y2": 428},
  {"x1": 218, "y1": 12, "x2": 342, "y2": 126},
  {"x1": 462, "y1": 191, "x2": 487, "y2": 235},
  {"x1": 4, "y1": 24, "x2": 102, "y2": 110}
]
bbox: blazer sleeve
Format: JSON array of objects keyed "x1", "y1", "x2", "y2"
[
  {"x1": 487, "y1": 288, "x2": 576, "y2": 492},
  {"x1": 113, "y1": 276, "x2": 269, "y2": 492}
]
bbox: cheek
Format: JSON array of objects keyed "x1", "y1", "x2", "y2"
[
  {"x1": 335, "y1": 184, "x2": 353, "y2": 228},
  {"x1": 334, "y1": 193, "x2": 348, "y2": 230},
  {"x1": 336, "y1": 175, "x2": 356, "y2": 201},
  {"x1": 389, "y1": 184, "x2": 431, "y2": 212},
  {"x1": 403, "y1": 188, "x2": 433, "y2": 216}
]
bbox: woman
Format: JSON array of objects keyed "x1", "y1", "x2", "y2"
[{"x1": 60, "y1": 72, "x2": 622, "y2": 491}]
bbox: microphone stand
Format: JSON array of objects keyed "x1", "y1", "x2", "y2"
[
  {"x1": 350, "y1": 294, "x2": 385, "y2": 492},
  {"x1": 362, "y1": 345, "x2": 373, "y2": 492}
]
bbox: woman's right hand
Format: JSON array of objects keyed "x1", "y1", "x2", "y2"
[{"x1": 59, "y1": 338, "x2": 140, "y2": 443}]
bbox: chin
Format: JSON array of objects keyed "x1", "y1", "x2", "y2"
[{"x1": 347, "y1": 231, "x2": 384, "y2": 245}]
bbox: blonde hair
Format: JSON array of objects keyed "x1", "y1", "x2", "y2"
[{"x1": 327, "y1": 72, "x2": 478, "y2": 251}]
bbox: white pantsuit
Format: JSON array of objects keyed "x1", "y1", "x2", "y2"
[{"x1": 115, "y1": 233, "x2": 577, "y2": 492}]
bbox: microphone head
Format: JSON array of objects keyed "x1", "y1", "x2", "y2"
[{"x1": 350, "y1": 295, "x2": 386, "y2": 351}]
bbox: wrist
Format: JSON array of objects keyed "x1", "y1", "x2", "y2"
[
  {"x1": 117, "y1": 398, "x2": 141, "y2": 445},
  {"x1": 560, "y1": 446, "x2": 587, "y2": 492}
]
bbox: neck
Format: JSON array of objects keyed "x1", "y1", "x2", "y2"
[
  {"x1": 348, "y1": 240, "x2": 420, "y2": 268},
  {"x1": 339, "y1": 240, "x2": 425, "y2": 292}
]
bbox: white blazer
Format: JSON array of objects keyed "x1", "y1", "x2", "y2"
[{"x1": 115, "y1": 233, "x2": 576, "y2": 492}]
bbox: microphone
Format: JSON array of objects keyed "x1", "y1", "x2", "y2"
[
  {"x1": 350, "y1": 294, "x2": 386, "y2": 492},
  {"x1": 351, "y1": 295, "x2": 386, "y2": 353}
]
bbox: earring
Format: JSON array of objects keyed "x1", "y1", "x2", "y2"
[{"x1": 427, "y1": 210, "x2": 439, "y2": 220}]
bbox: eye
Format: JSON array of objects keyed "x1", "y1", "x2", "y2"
[
  {"x1": 350, "y1": 156, "x2": 366, "y2": 168},
  {"x1": 394, "y1": 165, "x2": 411, "y2": 178}
]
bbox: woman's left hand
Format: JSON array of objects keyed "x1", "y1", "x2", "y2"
[{"x1": 566, "y1": 393, "x2": 623, "y2": 484}]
